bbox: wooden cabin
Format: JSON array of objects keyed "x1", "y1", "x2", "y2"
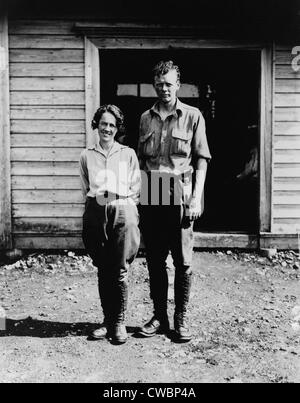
[{"x1": 0, "y1": 0, "x2": 300, "y2": 251}]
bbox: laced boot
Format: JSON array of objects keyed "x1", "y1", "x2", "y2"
[
  {"x1": 174, "y1": 270, "x2": 193, "y2": 342},
  {"x1": 174, "y1": 313, "x2": 192, "y2": 342},
  {"x1": 91, "y1": 272, "x2": 112, "y2": 340},
  {"x1": 139, "y1": 271, "x2": 169, "y2": 337},
  {"x1": 138, "y1": 315, "x2": 169, "y2": 337},
  {"x1": 139, "y1": 293, "x2": 170, "y2": 337},
  {"x1": 111, "y1": 281, "x2": 128, "y2": 344}
]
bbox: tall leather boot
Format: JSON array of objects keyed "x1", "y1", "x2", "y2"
[
  {"x1": 91, "y1": 272, "x2": 112, "y2": 339},
  {"x1": 174, "y1": 270, "x2": 193, "y2": 342},
  {"x1": 138, "y1": 267, "x2": 169, "y2": 337},
  {"x1": 152, "y1": 270, "x2": 169, "y2": 328},
  {"x1": 111, "y1": 281, "x2": 128, "y2": 344}
]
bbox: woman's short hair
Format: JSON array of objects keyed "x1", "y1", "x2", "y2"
[
  {"x1": 153, "y1": 60, "x2": 181, "y2": 82},
  {"x1": 91, "y1": 104, "x2": 125, "y2": 133}
]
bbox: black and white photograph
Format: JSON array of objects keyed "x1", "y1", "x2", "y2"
[{"x1": 0, "y1": 0, "x2": 299, "y2": 386}]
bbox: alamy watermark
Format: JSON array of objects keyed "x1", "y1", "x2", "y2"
[
  {"x1": 0, "y1": 306, "x2": 6, "y2": 331},
  {"x1": 92, "y1": 164, "x2": 196, "y2": 209},
  {"x1": 291, "y1": 46, "x2": 300, "y2": 72}
]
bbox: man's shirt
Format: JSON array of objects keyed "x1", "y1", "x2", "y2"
[
  {"x1": 138, "y1": 99, "x2": 211, "y2": 174},
  {"x1": 79, "y1": 141, "x2": 141, "y2": 204}
]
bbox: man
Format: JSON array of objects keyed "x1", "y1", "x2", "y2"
[{"x1": 137, "y1": 60, "x2": 211, "y2": 342}]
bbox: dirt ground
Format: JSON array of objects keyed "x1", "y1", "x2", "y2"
[{"x1": 0, "y1": 248, "x2": 300, "y2": 383}]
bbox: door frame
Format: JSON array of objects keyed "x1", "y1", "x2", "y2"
[
  {"x1": 0, "y1": 16, "x2": 12, "y2": 250},
  {"x1": 76, "y1": 23, "x2": 274, "y2": 242}
]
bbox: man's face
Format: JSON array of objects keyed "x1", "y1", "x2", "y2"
[{"x1": 154, "y1": 69, "x2": 180, "y2": 105}]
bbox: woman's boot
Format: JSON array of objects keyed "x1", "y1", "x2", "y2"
[
  {"x1": 92, "y1": 271, "x2": 112, "y2": 339},
  {"x1": 111, "y1": 281, "x2": 128, "y2": 344}
]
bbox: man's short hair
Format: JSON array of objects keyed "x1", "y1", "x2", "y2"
[{"x1": 153, "y1": 60, "x2": 181, "y2": 82}]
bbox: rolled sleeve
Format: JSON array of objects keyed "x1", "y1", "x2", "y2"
[{"x1": 192, "y1": 111, "x2": 212, "y2": 161}]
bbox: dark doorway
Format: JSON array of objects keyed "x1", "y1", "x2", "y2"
[{"x1": 100, "y1": 49, "x2": 260, "y2": 233}]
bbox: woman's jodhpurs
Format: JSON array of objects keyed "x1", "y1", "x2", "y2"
[{"x1": 82, "y1": 197, "x2": 140, "y2": 329}]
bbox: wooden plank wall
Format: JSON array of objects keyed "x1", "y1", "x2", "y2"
[
  {"x1": 9, "y1": 20, "x2": 86, "y2": 249},
  {"x1": 274, "y1": 44, "x2": 300, "y2": 234},
  {"x1": 7, "y1": 21, "x2": 300, "y2": 248}
]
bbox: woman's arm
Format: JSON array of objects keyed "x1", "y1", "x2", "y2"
[
  {"x1": 79, "y1": 151, "x2": 89, "y2": 197},
  {"x1": 128, "y1": 149, "x2": 141, "y2": 204}
]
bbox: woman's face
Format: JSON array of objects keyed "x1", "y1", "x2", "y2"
[{"x1": 98, "y1": 112, "x2": 118, "y2": 147}]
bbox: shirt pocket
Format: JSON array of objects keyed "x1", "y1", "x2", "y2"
[
  {"x1": 171, "y1": 129, "x2": 193, "y2": 157},
  {"x1": 140, "y1": 131, "x2": 159, "y2": 157}
]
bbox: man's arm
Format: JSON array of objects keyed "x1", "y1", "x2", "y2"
[
  {"x1": 188, "y1": 157, "x2": 208, "y2": 220},
  {"x1": 137, "y1": 115, "x2": 147, "y2": 170},
  {"x1": 187, "y1": 109, "x2": 211, "y2": 220}
]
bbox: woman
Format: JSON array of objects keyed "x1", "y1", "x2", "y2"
[{"x1": 79, "y1": 104, "x2": 141, "y2": 344}]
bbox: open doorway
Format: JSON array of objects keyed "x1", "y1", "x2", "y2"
[{"x1": 99, "y1": 49, "x2": 260, "y2": 233}]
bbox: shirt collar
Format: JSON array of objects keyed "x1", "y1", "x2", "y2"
[
  {"x1": 88, "y1": 141, "x2": 123, "y2": 156},
  {"x1": 150, "y1": 98, "x2": 183, "y2": 118}
]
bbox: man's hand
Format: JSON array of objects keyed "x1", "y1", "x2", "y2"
[{"x1": 186, "y1": 197, "x2": 202, "y2": 221}]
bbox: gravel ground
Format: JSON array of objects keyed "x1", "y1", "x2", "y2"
[{"x1": 0, "y1": 249, "x2": 300, "y2": 383}]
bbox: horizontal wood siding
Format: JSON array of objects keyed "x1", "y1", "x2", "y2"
[
  {"x1": 274, "y1": 45, "x2": 300, "y2": 233},
  {"x1": 9, "y1": 20, "x2": 86, "y2": 247},
  {"x1": 8, "y1": 22, "x2": 300, "y2": 247}
]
